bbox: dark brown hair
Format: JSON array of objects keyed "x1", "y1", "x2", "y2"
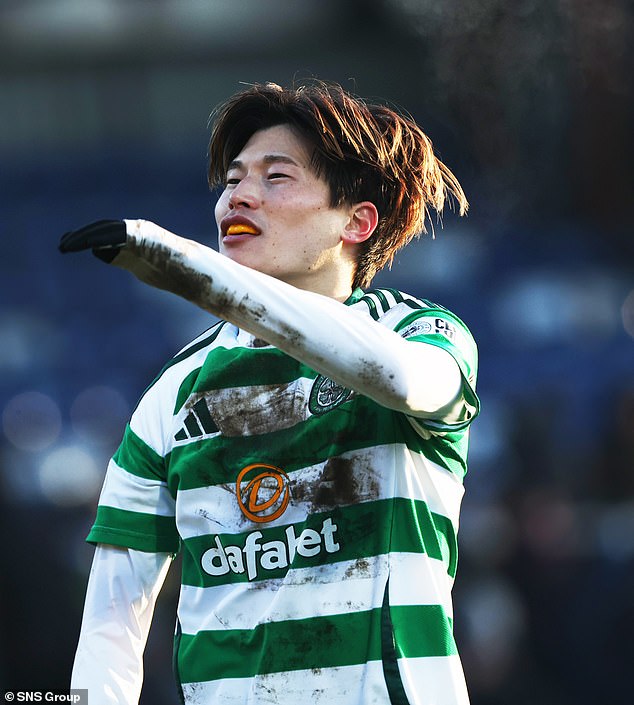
[{"x1": 208, "y1": 81, "x2": 468, "y2": 289}]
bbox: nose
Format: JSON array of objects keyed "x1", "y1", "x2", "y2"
[{"x1": 228, "y1": 177, "x2": 259, "y2": 210}]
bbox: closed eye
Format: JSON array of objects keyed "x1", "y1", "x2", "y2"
[{"x1": 268, "y1": 173, "x2": 289, "y2": 180}]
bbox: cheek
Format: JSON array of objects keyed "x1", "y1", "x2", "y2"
[{"x1": 214, "y1": 194, "x2": 229, "y2": 225}]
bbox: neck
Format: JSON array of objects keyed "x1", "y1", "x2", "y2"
[
  {"x1": 283, "y1": 276, "x2": 352, "y2": 302},
  {"x1": 281, "y1": 264, "x2": 355, "y2": 302}
]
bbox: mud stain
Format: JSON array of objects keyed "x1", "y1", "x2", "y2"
[
  {"x1": 125, "y1": 239, "x2": 214, "y2": 308},
  {"x1": 314, "y1": 457, "x2": 358, "y2": 507},
  {"x1": 249, "y1": 337, "x2": 271, "y2": 348},
  {"x1": 200, "y1": 382, "x2": 308, "y2": 437},
  {"x1": 344, "y1": 556, "x2": 371, "y2": 579},
  {"x1": 291, "y1": 454, "x2": 380, "y2": 515}
]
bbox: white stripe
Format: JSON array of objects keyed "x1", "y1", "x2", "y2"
[
  {"x1": 399, "y1": 655, "x2": 470, "y2": 705},
  {"x1": 98, "y1": 459, "x2": 175, "y2": 517},
  {"x1": 181, "y1": 661, "x2": 390, "y2": 705},
  {"x1": 397, "y1": 451, "x2": 465, "y2": 528},
  {"x1": 176, "y1": 445, "x2": 463, "y2": 540},
  {"x1": 172, "y1": 376, "x2": 317, "y2": 442},
  {"x1": 178, "y1": 552, "x2": 453, "y2": 634},
  {"x1": 390, "y1": 553, "x2": 455, "y2": 615},
  {"x1": 373, "y1": 300, "x2": 422, "y2": 329},
  {"x1": 179, "y1": 554, "x2": 387, "y2": 633},
  {"x1": 377, "y1": 288, "x2": 398, "y2": 309},
  {"x1": 129, "y1": 345, "x2": 210, "y2": 456}
]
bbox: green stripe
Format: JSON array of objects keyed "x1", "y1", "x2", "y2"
[
  {"x1": 177, "y1": 604, "x2": 455, "y2": 683},
  {"x1": 345, "y1": 287, "x2": 366, "y2": 305},
  {"x1": 114, "y1": 425, "x2": 166, "y2": 481},
  {"x1": 401, "y1": 299, "x2": 424, "y2": 311},
  {"x1": 420, "y1": 297, "x2": 445, "y2": 310},
  {"x1": 391, "y1": 385, "x2": 475, "y2": 467},
  {"x1": 373, "y1": 289, "x2": 390, "y2": 314},
  {"x1": 412, "y1": 429, "x2": 470, "y2": 480},
  {"x1": 87, "y1": 506, "x2": 179, "y2": 553},
  {"x1": 167, "y1": 395, "x2": 468, "y2": 490},
  {"x1": 180, "y1": 496, "x2": 456, "y2": 588},
  {"x1": 178, "y1": 609, "x2": 382, "y2": 682},
  {"x1": 383, "y1": 287, "x2": 405, "y2": 304},
  {"x1": 168, "y1": 395, "x2": 399, "y2": 491},
  {"x1": 431, "y1": 512, "x2": 458, "y2": 577},
  {"x1": 391, "y1": 605, "x2": 457, "y2": 658},
  {"x1": 391, "y1": 497, "x2": 457, "y2": 576},
  {"x1": 359, "y1": 294, "x2": 380, "y2": 320},
  {"x1": 178, "y1": 346, "x2": 313, "y2": 399}
]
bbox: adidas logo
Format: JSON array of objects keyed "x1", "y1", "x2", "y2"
[{"x1": 174, "y1": 398, "x2": 219, "y2": 441}]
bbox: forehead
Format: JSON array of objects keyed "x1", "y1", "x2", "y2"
[{"x1": 230, "y1": 124, "x2": 313, "y2": 168}]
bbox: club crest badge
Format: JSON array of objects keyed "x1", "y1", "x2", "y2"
[{"x1": 308, "y1": 375, "x2": 352, "y2": 415}]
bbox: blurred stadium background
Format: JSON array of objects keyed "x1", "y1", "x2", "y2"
[{"x1": 1, "y1": 1, "x2": 633, "y2": 703}]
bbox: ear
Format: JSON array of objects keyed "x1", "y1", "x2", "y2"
[{"x1": 341, "y1": 202, "x2": 378, "y2": 245}]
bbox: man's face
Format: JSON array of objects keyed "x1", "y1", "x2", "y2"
[{"x1": 214, "y1": 124, "x2": 352, "y2": 293}]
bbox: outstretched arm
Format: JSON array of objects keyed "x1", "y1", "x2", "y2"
[
  {"x1": 60, "y1": 219, "x2": 462, "y2": 418},
  {"x1": 71, "y1": 545, "x2": 172, "y2": 705}
]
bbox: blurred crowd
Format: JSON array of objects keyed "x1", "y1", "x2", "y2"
[{"x1": 1, "y1": 1, "x2": 632, "y2": 703}]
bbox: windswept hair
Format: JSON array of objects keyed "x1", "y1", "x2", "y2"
[{"x1": 208, "y1": 81, "x2": 468, "y2": 289}]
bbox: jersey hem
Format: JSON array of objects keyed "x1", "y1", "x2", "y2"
[{"x1": 86, "y1": 525, "x2": 180, "y2": 554}]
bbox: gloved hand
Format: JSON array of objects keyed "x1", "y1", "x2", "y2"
[
  {"x1": 58, "y1": 218, "x2": 213, "y2": 303},
  {"x1": 59, "y1": 219, "x2": 127, "y2": 262}
]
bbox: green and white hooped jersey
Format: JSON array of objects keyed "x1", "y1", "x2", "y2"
[{"x1": 88, "y1": 287, "x2": 479, "y2": 705}]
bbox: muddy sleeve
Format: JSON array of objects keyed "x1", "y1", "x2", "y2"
[{"x1": 105, "y1": 219, "x2": 463, "y2": 417}]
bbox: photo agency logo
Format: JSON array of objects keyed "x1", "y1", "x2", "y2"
[{"x1": 3, "y1": 692, "x2": 87, "y2": 703}]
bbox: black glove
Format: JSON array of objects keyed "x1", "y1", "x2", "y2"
[{"x1": 58, "y1": 219, "x2": 127, "y2": 263}]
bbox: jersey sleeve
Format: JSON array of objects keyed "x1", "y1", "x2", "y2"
[
  {"x1": 87, "y1": 380, "x2": 180, "y2": 554},
  {"x1": 392, "y1": 306, "x2": 480, "y2": 433},
  {"x1": 86, "y1": 323, "x2": 223, "y2": 553}
]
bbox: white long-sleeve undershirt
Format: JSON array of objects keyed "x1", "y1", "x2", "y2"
[{"x1": 71, "y1": 546, "x2": 172, "y2": 705}]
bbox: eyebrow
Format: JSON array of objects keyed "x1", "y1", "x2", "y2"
[{"x1": 227, "y1": 154, "x2": 301, "y2": 172}]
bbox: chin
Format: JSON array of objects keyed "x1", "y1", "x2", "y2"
[{"x1": 221, "y1": 248, "x2": 261, "y2": 272}]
